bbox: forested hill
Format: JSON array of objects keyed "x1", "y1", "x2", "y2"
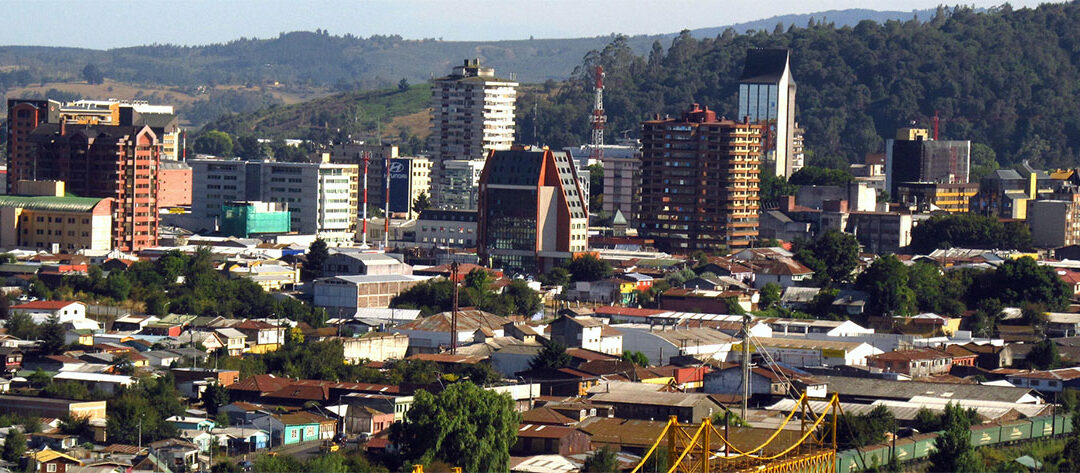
[
  {"x1": 522, "y1": 3, "x2": 1080, "y2": 169},
  {"x1": 0, "y1": 8, "x2": 929, "y2": 91}
]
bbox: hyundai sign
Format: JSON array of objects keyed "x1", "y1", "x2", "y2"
[{"x1": 389, "y1": 159, "x2": 411, "y2": 213}]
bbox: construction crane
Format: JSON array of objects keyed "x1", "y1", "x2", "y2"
[{"x1": 589, "y1": 65, "x2": 606, "y2": 163}]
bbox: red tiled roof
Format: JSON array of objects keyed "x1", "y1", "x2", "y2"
[
  {"x1": 521, "y1": 407, "x2": 577, "y2": 426},
  {"x1": 566, "y1": 348, "x2": 619, "y2": 362},
  {"x1": 11, "y1": 300, "x2": 81, "y2": 310},
  {"x1": 265, "y1": 385, "x2": 330, "y2": 401},
  {"x1": 228, "y1": 374, "x2": 293, "y2": 393},
  {"x1": 233, "y1": 320, "x2": 277, "y2": 330},
  {"x1": 593, "y1": 306, "x2": 667, "y2": 318}
]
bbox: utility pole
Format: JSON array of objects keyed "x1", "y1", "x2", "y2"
[
  {"x1": 741, "y1": 313, "x2": 751, "y2": 420},
  {"x1": 450, "y1": 262, "x2": 460, "y2": 354}
]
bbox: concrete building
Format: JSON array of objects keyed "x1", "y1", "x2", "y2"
[
  {"x1": 896, "y1": 182, "x2": 979, "y2": 213},
  {"x1": 0, "y1": 395, "x2": 101, "y2": 421},
  {"x1": 728, "y1": 337, "x2": 882, "y2": 367},
  {"x1": 219, "y1": 201, "x2": 291, "y2": 238},
  {"x1": 477, "y1": 146, "x2": 589, "y2": 274},
  {"x1": 10, "y1": 300, "x2": 87, "y2": 325},
  {"x1": 437, "y1": 159, "x2": 486, "y2": 210},
  {"x1": 0, "y1": 182, "x2": 113, "y2": 251},
  {"x1": 312, "y1": 274, "x2": 430, "y2": 315},
  {"x1": 158, "y1": 160, "x2": 193, "y2": 209},
  {"x1": 598, "y1": 145, "x2": 641, "y2": 224},
  {"x1": 322, "y1": 250, "x2": 411, "y2": 277},
  {"x1": 843, "y1": 211, "x2": 914, "y2": 254},
  {"x1": 885, "y1": 127, "x2": 971, "y2": 195},
  {"x1": 329, "y1": 143, "x2": 432, "y2": 219},
  {"x1": 415, "y1": 209, "x2": 478, "y2": 248},
  {"x1": 190, "y1": 159, "x2": 358, "y2": 243},
  {"x1": 867, "y1": 348, "x2": 954, "y2": 378},
  {"x1": 429, "y1": 59, "x2": 517, "y2": 208},
  {"x1": 340, "y1": 333, "x2": 409, "y2": 363},
  {"x1": 638, "y1": 104, "x2": 763, "y2": 251},
  {"x1": 5, "y1": 99, "x2": 59, "y2": 193},
  {"x1": 1029, "y1": 185, "x2": 1080, "y2": 249},
  {"x1": 26, "y1": 123, "x2": 161, "y2": 251},
  {"x1": 971, "y1": 169, "x2": 1036, "y2": 219},
  {"x1": 738, "y1": 48, "x2": 797, "y2": 178}
]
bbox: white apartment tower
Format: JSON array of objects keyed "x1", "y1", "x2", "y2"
[
  {"x1": 429, "y1": 59, "x2": 518, "y2": 209},
  {"x1": 189, "y1": 159, "x2": 359, "y2": 244}
]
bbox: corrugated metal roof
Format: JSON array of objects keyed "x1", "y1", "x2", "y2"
[{"x1": 0, "y1": 195, "x2": 107, "y2": 212}]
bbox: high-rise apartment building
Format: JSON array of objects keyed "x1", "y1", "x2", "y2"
[
  {"x1": 597, "y1": 145, "x2": 642, "y2": 226},
  {"x1": 5, "y1": 99, "x2": 59, "y2": 192},
  {"x1": 477, "y1": 146, "x2": 589, "y2": 275},
  {"x1": 885, "y1": 127, "x2": 971, "y2": 195},
  {"x1": 638, "y1": 103, "x2": 763, "y2": 252},
  {"x1": 189, "y1": 159, "x2": 358, "y2": 244},
  {"x1": 429, "y1": 59, "x2": 517, "y2": 208},
  {"x1": 26, "y1": 123, "x2": 161, "y2": 252},
  {"x1": 738, "y1": 49, "x2": 797, "y2": 178}
]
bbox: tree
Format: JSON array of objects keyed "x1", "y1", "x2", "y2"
[
  {"x1": 193, "y1": 130, "x2": 235, "y2": 157},
  {"x1": 588, "y1": 163, "x2": 604, "y2": 210},
  {"x1": 1028, "y1": 339, "x2": 1061, "y2": 370},
  {"x1": 837, "y1": 405, "x2": 895, "y2": 448},
  {"x1": 212, "y1": 461, "x2": 244, "y2": 473},
  {"x1": 911, "y1": 213, "x2": 1032, "y2": 253},
  {"x1": 539, "y1": 267, "x2": 571, "y2": 287},
  {"x1": 788, "y1": 166, "x2": 853, "y2": 186},
  {"x1": 794, "y1": 230, "x2": 859, "y2": 286},
  {"x1": 759, "y1": 172, "x2": 798, "y2": 201},
  {"x1": 39, "y1": 315, "x2": 66, "y2": 355},
  {"x1": 302, "y1": 239, "x2": 329, "y2": 281},
  {"x1": 412, "y1": 191, "x2": 432, "y2": 215},
  {"x1": 391, "y1": 382, "x2": 520, "y2": 472},
  {"x1": 2, "y1": 428, "x2": 25, "y2": 462},
  {"x1": 203, "y1": 383, "x2": 230, "y2": 415},
  {"x1": 991, "y1": 257, "x2": 1071, "y2": 310},
  {"x1": 304, "y1": 454, "x2": 349, "y2": 473},
  {"x1": 582, "y1": 446, "x2": 620, "y2": 472},
  {"x1": 529, "y1": 340, "x2": 571, "y2": 370},
  {"x1": 81, "y1": 63, "x2": 104, "y2": 84},
  {"x1": 929, "y1": 402, "x2": 979, "y2": 473},
  {"x1": 398, "y1": 78, "x2": 410, "y2": 92},
  {"x1": 856, "y1": 255, "x2": 915, "y2": 316},
  {"x1": 4, "y1": 310, "x2": 38, "y2": 340},
  {"x1": 760, "y1": 282, "x2": 782, "y2": 309},
  {"x1": 565, "y1": 254, "x2": 613, "y2": 282},
  {"x1": 43, "y1": 381, "x2": 91, "y2": 401},
  {"x1": 621, "y1": 351, "x2": 650, "y2": 367}
]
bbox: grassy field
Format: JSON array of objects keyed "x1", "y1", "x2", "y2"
[{"x1": 5, "y1": 79, "x2": 331, "y2": 106}]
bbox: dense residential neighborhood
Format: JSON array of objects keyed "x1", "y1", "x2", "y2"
[{"x1": 7, "y1": 2, "x2": 1080, "y2": 472}]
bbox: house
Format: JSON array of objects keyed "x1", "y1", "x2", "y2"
[
  {"x1": 704, "y1": 365, "x2": 827, "y2": 399},
  {"x1": 271, "y1": 412, "x2": 325, "y2": 446},
  {"x1": 945, "y1": 343, "x2": 1015, "y2": 370},
  {"x1": 867, "y1": 348, "x2": 955, "y2": 377},
  {"x1": 176, "y1": 331, "x2": 224, "y2": 353},
  {"x1": 830, "y1": 289, "x2": 870, "y2": 315},
  {"x1": 564, "y1": 279, "x2": 635, "y2": 304},
  {"x1": 51, "y1": 372, "x2": 134, "y2": 395},
  {"x1": 695, "y1": 257, "x2": 754, "y2": 282},
  {"x1": 348, "y1": 406, "x2": 395, "y2": 437},
  {"x1": 587, "y1": 390, "x2": 724, "y2": 423},
  {"x1": 779, "y1": 287, "x2": 820, "y2": 311},
  {"x1": 9, "y1": 301, "x2": 86, "y2": 325},
  {"x1": 213, "y1": 328, "x2": 247, "y2": 356},
  {"x1": 745, "y1": 256, "x2": 814, "y2": 289},
  {"x1": 616, "y1": 326, "x2": 736, "y2": 366},
  {"x1": 232, "y1": 320, "x2": 286, "y2": 354},
  {"x1": 178, "y1": 429, "x2": 215, "y2": 454},
  {"x1": 227, "y1": 262, "x2": 299, "y2": 291},
  {"x1": 618, "y1": 273, "x2": 654, "y2": 292},
  {"x1": 0, "y1": 347, "x2": 23, "y2": 373},
  {"x1": 110, "y1": 315, "x2": 159, "y2": 333},
  {"x1": 342, "y1": 393, "x2": 415, "y2": 423},
  {"x1": 1046, "y1": 312, "x2": 1080, "y2": 337},
  {"x1": 211, "y1": 427, "x2": 269, "y2": 454},
  {"x1": 143, "y1": 314, "x2": 197, "y2": 337},
  {"x1": 549, "y1": 316, "x2": 622, "y2": 356},
  {"x1": 28, "y1": 433, "x2": 79, "y2": 451},
  {"x1": 23, "y1": 448, "x2": 82, "y2": 473},
  {"x1": 166, "y1": 416, "x2": 216, "y2": 431},
  {"x1": 658, "y1": 288, "x2": 757, "y2": 314},
  {"x1": 1006, "y1": 368, "x2": 1080, "y2": 394},
  {"x1": 512, "y1": 424, "x2": 591, "y2": 456},
  {"x1": 391, "y1": 310, "x2": 509, "y2": 353},
  {"x1": 24, "y1": 355, "x2": 87, "y2": 372},
  {"x1": 140, "y1": 350, "x2": 182, "y2": 368},
  {"x1": 148, "y1": 438, "x2": 200, "y2": 473}
]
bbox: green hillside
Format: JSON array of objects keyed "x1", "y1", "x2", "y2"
[
  {"x1": 524, "y1": 3, "x2": 1080, "y2": 169},
  {"x1": 200, "y1": 83, "x2": 432, "y2": 146}
]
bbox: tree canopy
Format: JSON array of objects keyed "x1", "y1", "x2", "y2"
[
  {"x1": 390, "y1": 382, "x2": 520, "y2": 472},
  {"x1": 910, "y1": 213, "x2": 1032, "y2": 253},
  {"x1": 794, "y1": 229, "x2": 860, "y2": 286}
]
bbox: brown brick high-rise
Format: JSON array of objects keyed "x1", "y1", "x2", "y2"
[
  {"x1": 637, "y1": 103, "x2": 763, "y2": 252},
  {"x1": 28, "y1": 124, "x2": 160, "y2": 252}
]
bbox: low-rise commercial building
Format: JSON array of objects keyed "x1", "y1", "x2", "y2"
[
  {"x1": 0, "y1": 395, "x2": 107, "y2": 421},
  {"x1": 312, "y1": 274, "x2": 430, "y2": 315},
  {"x1": 415, "y1": 209, "x2": 478, "y2": 248},
  {"x1": 0, "y1": 187, "x2": 113, "y2": 252}
]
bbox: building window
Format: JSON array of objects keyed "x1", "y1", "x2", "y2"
[{"x1": 47, "y1": 465, "x2": 57, "y2": 473}]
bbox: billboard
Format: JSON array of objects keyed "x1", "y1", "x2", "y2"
[{"x1": 388, "y1": 159, "x2": 411, "y2": 213}]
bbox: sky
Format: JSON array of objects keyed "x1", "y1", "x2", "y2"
[{"x1": 0, "y1": 0, "x2": 1059, "y2": 49}]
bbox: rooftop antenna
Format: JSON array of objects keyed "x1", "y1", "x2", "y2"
[
  {"x1": 589, "y1": 66, "x2": 606, "y2": 164},
  {"x1": 361, "y1": 151, "x2": 371, "y2": 248},
  {"x1": 933, "y1": 110, "x2": 940, "y2": 141}
]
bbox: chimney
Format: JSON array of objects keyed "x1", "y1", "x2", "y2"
[{"x1": 783, "y1": 195, "x2": 796, "y2": 212}]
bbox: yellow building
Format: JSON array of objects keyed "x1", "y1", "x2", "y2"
[
  {"x1": 0, "y1": 181, "x2": 113, "y2": 252},
  {"x1": 897, "y1": 182, "x2": 980, "y2": 213},
  {"x1": 227, "y1": 261, "x2": 300, "y2": 291}
]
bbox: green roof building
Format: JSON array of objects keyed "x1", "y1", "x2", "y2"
[{"x1": 219, "y1": 201, "x2": 290, "y2": 238}]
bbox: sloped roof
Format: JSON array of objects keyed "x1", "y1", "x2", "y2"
[
  {"x1": 395, "y1": 310, "x2": 508, "y2": 333},
  {"x1": 521, "y1": 407, "x2": 577, "y2": 425},
  {"x1": 0, "y1": 195, "x2": 107, "y2": 213},
  {"x1": 11, "y1": 300, "x2": 82, "y2": 310}
]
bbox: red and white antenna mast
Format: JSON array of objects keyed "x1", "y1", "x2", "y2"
[
  {"x1": 589, "y1": 65, "x2": 606, "y2": 163},
  {"x1": 360, "y1": 151, "x2": 371, "y2": 248}
]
